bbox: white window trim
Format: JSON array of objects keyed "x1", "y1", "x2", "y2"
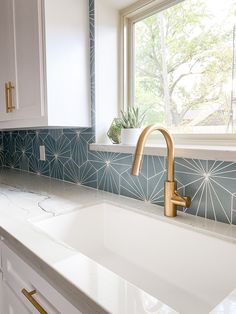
[
  {"x1": 89, "y1": 142, "x2": 236, "y2": 162},
  {"x1": 119, "y1": 0, "x2": 236, "y2": 146}
]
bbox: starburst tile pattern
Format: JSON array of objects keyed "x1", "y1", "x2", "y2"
[
  {"x1": 2, "y1": 132, "x2": 236, "y2": 225},
  {"x1": 89, "y1": 151, "x2": 132, "y2": 194},
  {"x1": 232, "y1": 193, "x2": 236, "y2": 224},
  {"x1": 29, "y1": 156, "x2": 49, "y2": 177},
  {"x1": 3, "y1": 128, "x2": 94, "y2": 183},
  {"x1": 89, "y1": 0, "x2": 95, "y2": 130},
  {"x1": 175, "y1": 159, "x2": 236, "y2": 223},
  {"x1": 64, "y1": 128, "x2": 95, "y2": 165},
  {"x1": 64, "y1": 159, "x2": 80, "y2": 183},
  {"x1": 4, "y1": 130, "x2": 236, "y2": 226},
  {"x1": 1, "y1": 0, "x2": 236, "y2": 226},
  {"x1": 121, "y1": 169, "x2": 148, "y2": 201},
  {"x1": 80, "y1": 161, "x2": 97, "y2": 188},
  {"x1": 120, "y1": 156, "x2": 165, "y2": 203}
]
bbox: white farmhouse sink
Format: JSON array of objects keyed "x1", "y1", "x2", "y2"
[{"x1": 34, "y1": 202, "x2": 236, "y2": 314}]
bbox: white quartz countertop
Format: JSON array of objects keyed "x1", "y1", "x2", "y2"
[{"x1": 0, "y1": 168, "x2": 236, "y2": 313}]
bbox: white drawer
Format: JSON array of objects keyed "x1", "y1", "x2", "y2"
[
  {"x1": 1, "y1": 242, "x2": 81, "y2": 314},
  {"x1": 1, "y1": 280, "x2": 31, "y2": 314}
]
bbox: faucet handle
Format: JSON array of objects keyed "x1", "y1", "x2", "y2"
[{"x1": 171, "y1": 191, "x2": 191, "y2": 208}]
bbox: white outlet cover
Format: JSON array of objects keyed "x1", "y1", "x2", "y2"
[{"x1": 39, "y1": 145, "x2": 46, "y2": 161}]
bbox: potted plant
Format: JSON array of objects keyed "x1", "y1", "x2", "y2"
[
  {"x1": 120, "y1": 107, "x2": 146, "y2": 145},
  {"x1": 107, "y1": 118, "x2": 123, "y2": 144}
]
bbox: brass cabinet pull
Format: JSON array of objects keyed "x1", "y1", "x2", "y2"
[
  {"x1": 21, "y1": 288, "x2": 48, "y2": 314},
  {"x1": 8, "y1": 81, "x2": 15, "y2": 112},
  {"x1": 5, "y1": 82, "x2": 9, "y2": 113},
  {"x1": 5, "y1": 81, "x2": 15, "y2": 113}
]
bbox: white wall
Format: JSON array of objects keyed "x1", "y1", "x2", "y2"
[
  {"x1": 45, "y1": 0, "x2": 91, "y2": 127},
  {"x1": 95, "y1": 0, "x2": 120, "y2": 142}
]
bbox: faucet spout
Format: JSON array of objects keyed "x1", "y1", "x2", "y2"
[
  {"x1": 131, "y1": 124, "x2": 191, "y2": 217},
  {"x1": 131, "y1": 125, "x2": 174, "y2": 181}
]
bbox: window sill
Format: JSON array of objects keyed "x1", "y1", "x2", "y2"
[{"x1": 89, "y1": 143, "x2": 236, "y2": 162}]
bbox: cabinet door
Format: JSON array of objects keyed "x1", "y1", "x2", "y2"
[
  {"x1": 0, "y1": 0, "x2": 16, "y2": 121},
  {"x1": 0, "y1": 0, "x2": 45, "y2": 123},
  {"x1": 2, "y1": 242, "x2": 81, "y2": 314},
  {"x1": 1, "y1": 280, "x2": 31, "y2": 314},
  {"x1": 12, "y1": 0, "x2": 45, "y2": 120}
]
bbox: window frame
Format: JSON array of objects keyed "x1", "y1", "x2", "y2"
[{"x1": 120, "y1": 0, "x2": 236, "y2": 146}]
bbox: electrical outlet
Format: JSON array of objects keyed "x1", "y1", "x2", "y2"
[{"x1": 39, "y1": 145, "x2": 46, "y2": 161}]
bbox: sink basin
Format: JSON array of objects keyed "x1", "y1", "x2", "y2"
[{"x1": 34, "y1": 202, "x2": 236, "y2": 314}]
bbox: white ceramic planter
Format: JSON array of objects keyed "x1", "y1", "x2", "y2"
[{"x1": 120, "y1": 128, "x2": 142, "y2": 145}]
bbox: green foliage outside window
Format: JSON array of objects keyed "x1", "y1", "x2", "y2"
[{"x1": 134, "y1": 0, "x2": 236, "y2": 133}]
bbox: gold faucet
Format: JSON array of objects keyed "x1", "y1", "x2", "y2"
[{"x1": 131, "y1": 124, "x2": 191, "y2": 217}]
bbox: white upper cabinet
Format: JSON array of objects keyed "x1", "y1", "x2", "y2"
[
  {"x1": 0, "y1": 0, "x2": 91, "y2": 129},
  {"x1": 0, "y1": 0, "x2": 17, "y2": 122}
]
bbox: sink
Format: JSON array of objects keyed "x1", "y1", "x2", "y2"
[{"x1": 34, "y1": 202, "x2": 236, "y2": 314}]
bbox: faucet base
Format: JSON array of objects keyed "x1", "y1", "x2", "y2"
[
  {"x1": 164, "y1": 181, "x2": 191, "y2": 217},
  {"x1": 164, "y1": 181, "x2": 177, "y2": 217}
]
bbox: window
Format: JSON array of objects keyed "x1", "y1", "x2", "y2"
[{"x1": 123, "y1": 0, "x2": 236, "y2": 135}]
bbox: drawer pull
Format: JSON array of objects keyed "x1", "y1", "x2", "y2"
[
  {"x1": 5, "y1": 81, "x2": 15, "y2": 113},
  {"x1": 5, "y1": 82, "x2": 9, "y2": 113},
  {"x1": 8, "y1": 81, "x2": 15, "y2": 112},
  {"x1": 21, "y1": 288, "x2": 48, "y2": 314}
]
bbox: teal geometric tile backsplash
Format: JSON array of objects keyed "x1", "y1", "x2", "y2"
[
  {"x1": 1, "y1": 0, "x2": 236, "y2": 226},
  {"x1": 2, "y1": 127, "x2": 236, "y2": 225}
]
